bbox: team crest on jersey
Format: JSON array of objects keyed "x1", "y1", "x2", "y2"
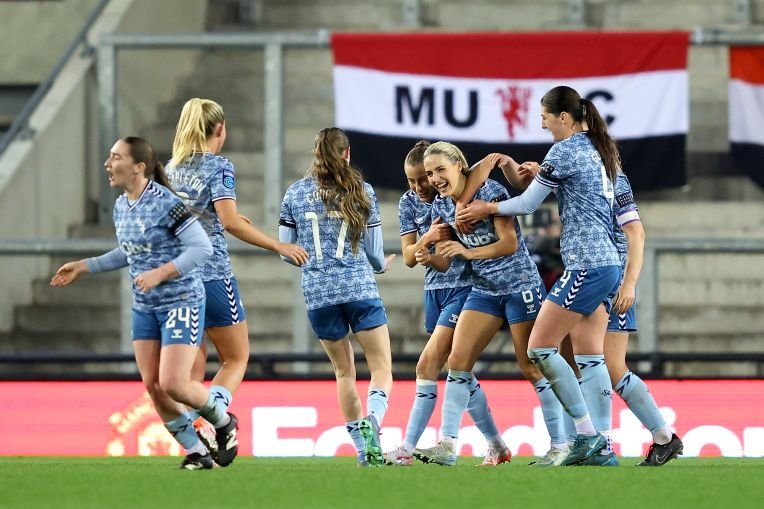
[{"x1": 222, "y1": 170, "x2": 235, "y2": 189}]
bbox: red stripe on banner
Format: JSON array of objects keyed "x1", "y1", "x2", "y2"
[
  {"x1": 730, "y1": 47, "x2": 764, "y2": 85},
  {"x1": 331, "y1": 31, "x2": 689, "y2": 78}
]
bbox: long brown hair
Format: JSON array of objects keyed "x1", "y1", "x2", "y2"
[
  {"x1": 540, "y1": 86, "x2": 620, "y2": 182},
  {"x1": 121, "y1": 136, "x2": 172, "y2": 189},
  {"x1": 308, "y1": 128, "x2": 370, "y2": 254}
]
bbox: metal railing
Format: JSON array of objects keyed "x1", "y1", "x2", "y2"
[
  {"x1": 637, "y1": 237, "x2": 764, "y2": 370},
  {"x1": 1, "y1": 237, "x2": 763, "y2": 378},
  {"x1": 1, "y1": 351, "x2": 763, "y2": 381},
  {"x1": 0, "y1": 0, "x2": 110, "y2": 155}
]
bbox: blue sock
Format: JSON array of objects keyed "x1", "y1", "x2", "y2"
[
  {"x1": 560, "y1": 378, "x2": 584, "y2": 444},
  {"x1": 528, "y1": 348, "x2": 589, "y2": 420},
  {"x1": 165, "y1": 412, "x2": 206, "y2": 454},
  {"x1": 576, "y1": 355, "x2": 612, "y2": 450},
  {"x1": 615, "y1": 371, "x2": 666, "y2": 433},
  {"x1": 576, "y1": 355, "x2": 612, "y2": 430},
  {"x1": 466, "y1": 375, "x2": 501, "y2": 442},
  {"x1": 198, "y1": 385, "x2": 231, "y2": 427},
  {"x1": 441, "y1": 369, "x2": 471, "y2": 439},
  {"x1": 533, "y1": 378, "x2": 566, "y2": 447},
  {"x1": 346, "y1": 419, "x2": 367, "y2": 456},
  {"x1": 404, "y1": 380, "x2": 437, "y2": 450},
  {"x1": 209, "y1": 385, "x2": 233, "y2": 408},
  {"x1": 367, "y1": 388, "x2": 389, "y2": 428},
  {"x1": 563, "y1": 411, "x2": 577, "y2": 445}
]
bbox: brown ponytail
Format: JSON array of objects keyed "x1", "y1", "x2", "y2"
[
  {"x1": 404, "y1": 140, "x2": 431, "y2": 167},
  {"x1": 541, "y1": 86, "x2": 620, "y2": 182},
  {"x1": 309, "y1": 127, "x2": 371, "y2": 254},
  {"x1": 121, "y1": 136, "x2": 173, "y2": 190}
]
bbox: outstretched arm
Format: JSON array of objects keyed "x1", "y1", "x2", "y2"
[
  {"x1": 365, "y1": 225, "x2": 395, "y2": 273},
  {"x1": 457, "y1": 177, "x2": 553, "y2": 224},
  {"x1": 216, "y1": 198, "x2": 308, "y2": 265},
  {"x1": 50, "y1": 247, "x2": 128, "y2": 287}
]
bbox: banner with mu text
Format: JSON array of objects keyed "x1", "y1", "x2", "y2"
[{"x1": 332, "y1": 32, "x2": 689, "y2": 192}]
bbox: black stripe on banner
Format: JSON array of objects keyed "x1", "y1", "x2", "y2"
[
  {"x1": 345, "y1": 131, "x2": 686, "y2": 192},
  {"x1": 731, "y1": 142, "x2": 764, "y2": 189}
]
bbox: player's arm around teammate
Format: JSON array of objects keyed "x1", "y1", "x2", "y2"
[{"x1": 453, "y1": 87, "x2": 625, "y2": 467}]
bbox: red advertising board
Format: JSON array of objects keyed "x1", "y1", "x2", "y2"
[{"x1": 1, "y1": 380, "x2": 762, "y2": 457}]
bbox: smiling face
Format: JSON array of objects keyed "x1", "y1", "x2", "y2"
[
  {"x1": 541, "y1": 105, "x2": 571, "y2": 142},
  {"x1": 405, "y1": 162, "x2": 436, "y2": 203},
  {"x1": 104, "y1": 139, "x2": 144, "y2": 193},
  {"x1": 424, "y1": 153, "x2": 465, "y2": 200}
]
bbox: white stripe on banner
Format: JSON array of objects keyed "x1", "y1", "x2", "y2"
[
  {"x1": 729, "y1": 79, "x2": 764, "y2": 146},
  {"x1": 334, "y1": 66, "x2": 688, "y2": 143}
]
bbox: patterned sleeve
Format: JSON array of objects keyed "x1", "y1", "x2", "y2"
[
  {"x1": 536, "y1": 142, "x2": 572, "y2": 188},
  {"x1": 166, "y1": 194, "x2": 196, "y2": 236},
  {"x1": 398, "y1": 193, "x2": 417, "y2": 236},
  {"x1": 614, "y1": 173, "x2": 640, "y2": 227},
  {"x1": 209, "y1": 157, "x2": 237, "y2": 202},
  {"x1": 366, "y1": 183, "x2": 382, "y2": 228},
  {"x1": 481, "y1": 180, "x2": 511, "y2": 203},
  {"x1": 279, "y1": 184, "x2": 296, "y2": 229}
]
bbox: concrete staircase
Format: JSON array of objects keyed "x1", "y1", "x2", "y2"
[{"x1": 4, "y1": 0, "x2": 764, "y2": 377}]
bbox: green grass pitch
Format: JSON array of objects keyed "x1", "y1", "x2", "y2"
[{"x1": 1, "y1": 457, "x2": 763, "y2": 509}]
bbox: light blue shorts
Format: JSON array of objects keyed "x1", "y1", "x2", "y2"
[
  {"x1": 307, "y1": 298, "x2": 388, "y2": 340},
  {"x1": 545, "y1": 266, "x2": 622, "y2": 316},
  {"x1": 132, "y1": 304, "x2": 205, "y2": 347},
  {"x1": 203, "y1": 277, "x2": 246, "y2": 327},
  {"x1": 461, "y1": 284, "x2": 546, "y2": 325},
  {"x1": 423, "y1": 287, "x2": 471, "y2": 334}
]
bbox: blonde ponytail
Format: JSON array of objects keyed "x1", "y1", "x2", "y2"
[{"x1": 169, "y1": 98, "x2": 225, "y2": 168}]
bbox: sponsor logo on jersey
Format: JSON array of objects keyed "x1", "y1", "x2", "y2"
[{"x1": 121, "y1": 241, "x2": 152, "y2": 255}]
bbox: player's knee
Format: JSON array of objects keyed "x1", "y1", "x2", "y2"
[
  {"x1": 159, "y1": 373, "x2": 190, "y2": 402},
  {"x1": 447, "y1": 351, "x2": 469, "y2": 372},
  {"x1": 142, "y1": 379, "x2": 164, "y2": 402},
  {"x1": 333, "y1": 365, "x2": 356, "y2": 380},
  {"x1": 415, "y1": 356, "x2": 439, "y2": 380}
]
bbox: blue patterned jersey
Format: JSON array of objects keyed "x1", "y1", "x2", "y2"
[
  {"x1": 280, "y1": 176, "x2": 382, "y2": 310},
  {"x1": 112, "y1": 181, "x2": 205, "y2": 312},
  {"x1": 398, "y1": 189, "x2": 472, "y2": 291},
  {"x1": 613, "y1": 171, "x2": 640, "y2": 267},
  {"x1": 167, "y1": 153, "x2": 236, "y2": 281},
  {"x1": 431, "y1": 179, "x2": 542, "y2": 296},
  {"x1": 535, "y1": 132, "x2": 620, "y2": 270}
]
